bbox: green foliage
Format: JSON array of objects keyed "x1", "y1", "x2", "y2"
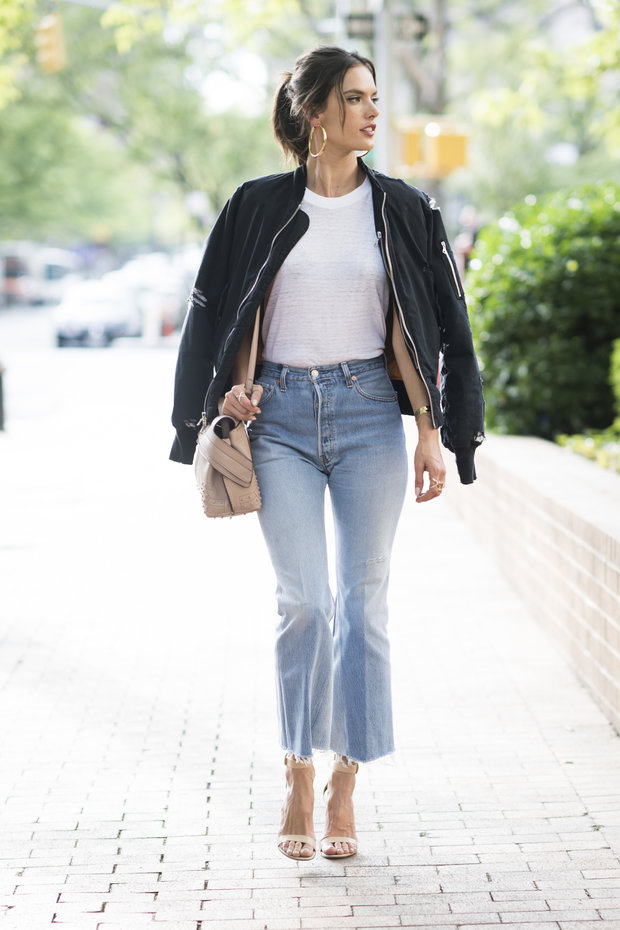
[
  {"x1": 467, "y1": 185, "x2": 620, "y2": 438},
  {"x1": 0, "y1": 78, "x2": 156, "y2": 244},
  {"x1": 0, "y1": 0, "x2": 329, "y2": 246},
  {"x1": 556, "y1": 339, "x2": 620, "y2": 475},
  {"x1": 611, "y1": 337, "x2": 620, "y2": 416},
  {"x1": 556, "y1": 429, "x2": 620, "y2": 474},
  {"x1": 447, "y1": 0, "x2": 620, "y2": 216},
  {"x1": 0, "y1": 3, "x2": 290, "y2": 246},
  {"x1": 0, "y1": 0, "x2": 32, "y2": 109}
]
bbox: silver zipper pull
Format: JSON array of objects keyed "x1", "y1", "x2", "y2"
[{"x1": 441, "y1": 240, "x2": 462, "y2": 298}]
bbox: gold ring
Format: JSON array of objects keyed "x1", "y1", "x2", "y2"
[{"x1": 431, "y1": 477, "x2": 445, "y2": 490}]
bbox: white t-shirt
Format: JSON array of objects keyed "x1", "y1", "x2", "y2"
[{"x1": 262, "y1": 176, "x2": 389, "y2": 367}]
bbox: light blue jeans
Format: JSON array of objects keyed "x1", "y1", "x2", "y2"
[{"x1": 248, "y1": 356, "x2": 408, "y2": 763}]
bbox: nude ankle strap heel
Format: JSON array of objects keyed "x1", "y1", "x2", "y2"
[
  {"x1": 320, "y1": 755, "x2": 358, "y2": 859},
  {"x1": 277, "y1": 754, "x2": 316, "y2": 861}
]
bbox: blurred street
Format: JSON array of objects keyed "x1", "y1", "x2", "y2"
[{"x1": 2, "y1": 308, "x2": 620, "y2": 930}]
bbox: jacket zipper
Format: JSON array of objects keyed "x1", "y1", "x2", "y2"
[
  {"x1": 239, "y1": 203, "x2": 303, "y2": 313},
  {"x1": 441, "y1": 240, "x2": 462, "y2": 298},
  {"x1": 219, "y1": 202, "x2": 303, "y2": 364},
  {"x1": 378, "y1": 193, "x2": 436, "y2": 428}
]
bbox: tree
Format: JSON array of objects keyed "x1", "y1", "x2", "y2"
[
  {"x1": 0, "y1": 84, "x2": 157, "y2": 245},
  {"x1": 0, "y1": 0, "x2": 333, "y2": 245},
  {"x1": 0, "y1": 0, "x2": 33, "y2": 109},
  {"x1": 443, "y1": 0, "x2": 620, "y2": 216}
]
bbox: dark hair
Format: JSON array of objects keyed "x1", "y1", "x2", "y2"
[{"x1": 272, "y1": 46, "x2": 376, "y2": 166}]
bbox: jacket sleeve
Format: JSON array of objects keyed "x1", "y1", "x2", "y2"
[
  {"x1": 170, "y1": 188, "x2": 242, "y2": 464},
  {"x1": 426, "y1": 199, "x2": 485, "y2": 484}
]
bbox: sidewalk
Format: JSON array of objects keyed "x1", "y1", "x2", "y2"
[{"x1": 1, "y1": 344, "x2": 620, "y2": 930}]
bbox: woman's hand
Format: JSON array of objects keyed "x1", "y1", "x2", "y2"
[
  {"x1": 414, "y1": 429, "x2": 446, "y2": 503},
  {"x1": 221, "y1": 383, "x2": 263, "y2": 421}
]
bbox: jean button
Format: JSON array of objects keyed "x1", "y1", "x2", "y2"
[{"x1": 310, "y1": 368, "x2": 319, "y2": 378}]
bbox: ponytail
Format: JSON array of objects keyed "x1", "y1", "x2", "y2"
[{"x1": 272, "y1": 72, "x2": 308, "y2": 166}]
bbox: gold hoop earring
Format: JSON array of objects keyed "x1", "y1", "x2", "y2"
[{"x1": 308, "y1": 124, "x2": 327, "y2": 158}]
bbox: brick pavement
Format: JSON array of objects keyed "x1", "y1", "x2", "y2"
[{"x1": 1, "y1": 345, "x2": 620, "y2": 929}]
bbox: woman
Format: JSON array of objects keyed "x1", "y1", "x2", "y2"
[{"x1": 171, "y1": 46, "x2": 484, "y2": 862}]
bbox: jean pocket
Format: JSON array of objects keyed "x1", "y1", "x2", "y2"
[
  {"x1": 352, "y1": 368, "x2": 398, "y2": 403},
  {"x1": 254, "y1": 382, "x2": 276, "y2": 407}
]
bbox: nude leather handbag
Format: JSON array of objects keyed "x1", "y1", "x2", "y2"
[{"x1": 193, "y1": 311, "x2": 262, "y2": 518}]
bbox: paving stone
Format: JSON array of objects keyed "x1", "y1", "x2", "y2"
[
  {"x1": 51, "y1": 904, "x2": 105, "y2": 918},
  {"x1": 9, "y1": 890, "x2": 61, "y2": 903},
  {"x1": 147, "y1": 924, "x2": 203, "y2": 929},
  {"x1": 399, "y1": 924, "x2": 459, "y2": 930},
  {"x1": 52, "y1": 882, "x2": 110, "y2": 894},
  {"x1": 398, "y1": 918, "x2": 501, "y2": 928},
  {"x1": 199, "y1": 900, "x2": 255, "y2": 918},
  {"x1": 193, "y1": 922, "x2": 300, "y2": 930},
  {"x1": 300, "y1": 919, "x2": 404, "y2": 928},
  {"x1": 94, "y1": 922, "x2": 160, "y2": 929},
  {"x1": 458, "y1": 925, "x2": 555, "y2": 930},
  {"x1": 558, "y1": 924, "x2": 620, "y2": 930},
  {"x1": 493, "y1": 890, "x2": 590, "y2": 901}
]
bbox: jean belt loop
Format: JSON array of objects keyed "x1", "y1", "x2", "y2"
[
  {"x1": 341, "y1": 360, "x2": 354, "y2": 388},
  {"x1": 280, "y1": 365, "x2": 288, "y2": 391}
]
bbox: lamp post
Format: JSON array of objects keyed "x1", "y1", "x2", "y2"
[
  {"x1": 344, "y1": 1, "x2": 430, "y2": 174},
  {"x1": 372, "y1": 1, "x2": 393, "y2": 173}
]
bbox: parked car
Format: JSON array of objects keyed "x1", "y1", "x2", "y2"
[
  {"x1": 109, "y1": 252, "x2": 189, "y2": 337},
  {"x1": 1, "y1": 241, "x2": 83, "y2": 305},
  {"x1": 54, "y1": 278, "x2": 141, "y2": 347}
]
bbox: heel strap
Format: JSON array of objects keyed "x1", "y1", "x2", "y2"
[
  {"x1": 284, "y1": 753, "x2": 315, "y2": 771},
  {"x1": 332, "y1": 759, "x2": 358, "y2": 775}
]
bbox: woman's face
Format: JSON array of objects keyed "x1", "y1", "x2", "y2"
[{"x1": 314, "y1": 64, "x2": 379, "y2": 155}]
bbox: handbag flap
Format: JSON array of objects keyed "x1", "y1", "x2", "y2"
[{"x1": 197, "y1": 417, "x2": 254, "y2": 487}]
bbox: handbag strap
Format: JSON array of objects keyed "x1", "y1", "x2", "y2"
[
  {"x1": 201, "y1": 309, "x2": 261, "y2": 420},
  {"x1": 244, "y1": 308, "x2": 261, "y2": 396}
]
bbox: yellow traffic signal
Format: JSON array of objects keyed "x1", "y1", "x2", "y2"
[
  {"x1": 400, "y1": 123, "x2": 424, "y2": 167},
  {"x1": 397, "y1": 117, "x2": 468, "y2": 178},
  {"x1": 424, "y1": 122, "x2": 468, "y2": 177},
  {"x1": 397, "y1": 116, "x2": 426, "y2": 174},
  {"x1": 36, "y1": 13, "x2": 66, "y2": 74}
]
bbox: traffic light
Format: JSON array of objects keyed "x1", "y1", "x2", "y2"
[
  {"x1": 397, "y1": 117, "x2": 468, "y2": 179},
  {"x1": 36, "y1": 13, "x2": 66, "y2": 74},
  {"x1": 424, "y1": 121, "x2": 468, "y2": 177},
  {"x1": 398, "y1": 117, "x2": 426, "y2": 171}
]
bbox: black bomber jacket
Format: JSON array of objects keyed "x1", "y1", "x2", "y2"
[{"x1": 170, "y1": 158, "x2": 485, "y2": 483}]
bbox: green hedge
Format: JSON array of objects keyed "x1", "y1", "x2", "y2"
[
  {"x1": 611, "y1": 336, "x2": 620, "y2": 415},
  {"x1": 466, "y1": 184, "x2": 620, "y2": 437},
  {"x1": 556, "y1": 338, "x2": 620, "y2": 473}
]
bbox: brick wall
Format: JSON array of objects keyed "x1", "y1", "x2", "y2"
[{"x1": 447, "y1": 435, "x2": 620, "y2": 733}]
